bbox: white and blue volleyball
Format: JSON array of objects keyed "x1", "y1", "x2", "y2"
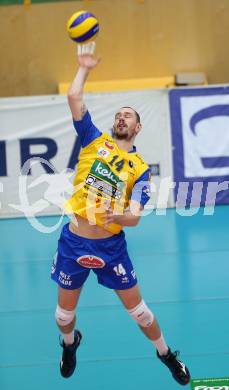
[{"x1": 67, "y1": 10, "x2": 99, "y2": 43}]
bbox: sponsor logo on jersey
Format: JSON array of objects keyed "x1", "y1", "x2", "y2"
[
  {"x1": 97, "y1": 147, "x2": 110, "y2": 158},
  {"x1": 91, "y1": 160, "x2": 121, "y2": 186},
  {"x1": 76, "y1": 255, "x2": 105, "y2": 268},
  {"x1": 104, "y1": 141, "x2": 114, "y2": 150},
  {"x1": 85, "y1": 174, "x2": 122, "y2": 199},
  {"x1": 85, "y1": 160, "x2": 124, "y2": 200},
  {"x1": 86, "y1": 175, "x2": 96, "y2": 186}
]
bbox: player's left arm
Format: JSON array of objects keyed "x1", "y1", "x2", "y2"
[{"x1": 104, "y1": 168, "x2": 151, "y2": 227}]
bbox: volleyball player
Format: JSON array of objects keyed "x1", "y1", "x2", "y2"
[{"x1": 51, "y1": 43, "x2": 191, "y2": 386}]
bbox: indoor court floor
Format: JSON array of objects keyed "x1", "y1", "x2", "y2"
[{"x1": 1, "y1": 205, "x2": 229, "y2": 390}]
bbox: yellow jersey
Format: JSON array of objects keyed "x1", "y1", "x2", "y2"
[{"x1": 65, "y1": 111, "x2": 150, "y2": 234}]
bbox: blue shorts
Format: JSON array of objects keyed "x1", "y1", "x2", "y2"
[{"x1": 51, "y1": 223, "x2": 138, "y2": 290}]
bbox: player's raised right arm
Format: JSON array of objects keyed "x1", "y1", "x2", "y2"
[
  {"x1": 67, "y1": 66, "x2": 89, "y2": 120},
  {"x1": 67, "y1": 44, "x2": 100, "y2": 120}
]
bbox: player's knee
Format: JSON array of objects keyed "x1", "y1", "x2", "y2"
[
  {"x1": 55, "y1": 304, "x2": 75, "y2": 327},
  {"x1": 128, "y1": 300, "x2": 154, "y2": 327}
]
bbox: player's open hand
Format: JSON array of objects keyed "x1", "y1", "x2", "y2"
[{"x1": 77, "y1": 42, "x2": 101, "y2": 69}]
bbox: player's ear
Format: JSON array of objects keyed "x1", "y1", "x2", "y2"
[{"x1": 135, "y1": 123, "x2": 142, "y2": 134}]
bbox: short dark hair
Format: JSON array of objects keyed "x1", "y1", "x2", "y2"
[{"x1": 121, "y1": 106, "x2": 141, "y2": 123}]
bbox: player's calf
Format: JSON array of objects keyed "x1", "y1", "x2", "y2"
[
  {"x1": 127, "y1": 301, "x2": 190, "y2": 385},
  {"x1": 55, "y1": 305, "x2": 82, "y2": 378}
]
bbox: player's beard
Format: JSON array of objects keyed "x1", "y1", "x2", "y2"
[{"x1": 113, "y1": 125, "x2": 132, "y2": 140}]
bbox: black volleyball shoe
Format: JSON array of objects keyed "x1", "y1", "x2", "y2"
[
  {"x1": 157, "y1": 348, "x2": 191, "y2": 386},
  {"x1": 59, "y1": 330, "x2": 82, "y2": 378}
]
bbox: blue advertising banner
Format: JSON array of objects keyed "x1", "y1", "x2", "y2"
[{"x1": 169, "y1": 87, "x2": 229, "y2": 207}]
